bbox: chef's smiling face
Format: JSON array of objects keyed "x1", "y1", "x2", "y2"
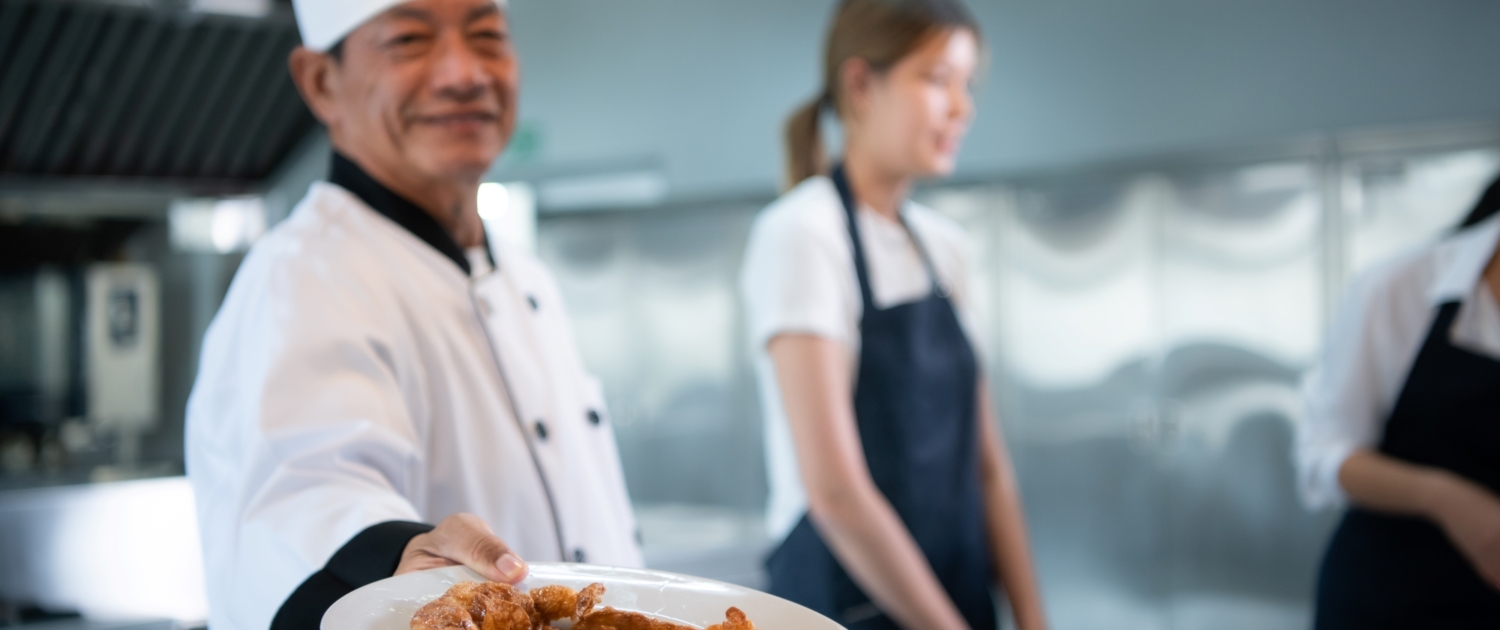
[{"x1": 295, "y1": 0, "x2": 518, "y2": 185}]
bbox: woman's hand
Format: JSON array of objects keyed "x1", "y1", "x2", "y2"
[
  {"x1": 1429, "y1": 473, "x2": 1500, "y2": 590},
  {"x1": 769, "y1": 334, "x2": 971, "y2": 630},
  {"x1": 1339, "y1": 450, "x2": 1500, "y2": 591}
]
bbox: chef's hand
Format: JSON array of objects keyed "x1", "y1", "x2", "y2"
[
  {"x1": 1431, "y1": 473, "x2": 1500, "y2": 591},
  {"x1": 395, "y1": 513, "x2": 529, "y2": 583}
]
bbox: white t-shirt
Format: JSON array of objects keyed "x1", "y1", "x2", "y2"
[
  {"x1": 738, "y1": 175, "x2": 984, "y2": 541},
  {"x1": 1297, "y1": 213, "x2": 1500, "y2": 510}
]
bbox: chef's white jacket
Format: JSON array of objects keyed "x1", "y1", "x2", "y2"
[
  {"x1": 1298, "y1": 213, "x2": 1500, "y2": 510},
  {"x1": 185, "y1": 181, "x2": 641, "y2": 630}
]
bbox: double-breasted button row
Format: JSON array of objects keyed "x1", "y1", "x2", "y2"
[{"x1": 534, "y1": 411, "x2": 604, "y2": 443}]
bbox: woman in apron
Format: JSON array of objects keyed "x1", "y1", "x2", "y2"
[
  {"x1": 738, "y1": 1, "x2": 1046, "y2": 629},
  {"x1": 1300, "y1": 174, "x2": 1500, "y2": 628}
]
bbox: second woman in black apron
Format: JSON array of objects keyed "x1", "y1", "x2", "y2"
[{"x1": 1303, "y1": 175, "x2": 1500, "y2": 628}]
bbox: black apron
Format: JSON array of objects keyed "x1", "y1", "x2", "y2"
[
  {"x1": 1314, "y1": 300, "x2": 1500, "y2": 629},
  {"x1": 766, "y1": 166, "x2": 996, "y2": 630}
]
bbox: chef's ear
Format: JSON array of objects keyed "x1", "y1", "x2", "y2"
[{"x1": 288, "y1": 46, "x2": 343, "y2": 128}]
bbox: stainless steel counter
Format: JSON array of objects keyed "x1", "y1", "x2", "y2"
[{"x1": 0, "y1": 477, "x2": 207, "y2": 625}]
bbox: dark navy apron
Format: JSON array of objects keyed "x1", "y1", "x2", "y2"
[
  {"x1": 766, "y1": 165, "x2": 996, "y2": 630},
  {"x1": 1314, "y1": 300, "x2": 1500, "y2": 629}
]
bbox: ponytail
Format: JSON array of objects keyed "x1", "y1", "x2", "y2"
[
  {"x1": 784, "y1": 94, "x2": 828, "y2": 190},
  {"x1": 1457, "y1": 173, "x2": 1500, "y2": 231}
]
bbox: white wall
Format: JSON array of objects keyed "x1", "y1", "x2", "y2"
[{"x1": 499, "y1": 0, "x2": 1500, "y2": 199}]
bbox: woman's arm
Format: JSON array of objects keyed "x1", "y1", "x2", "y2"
[
  {"x1": 976, "y1": 384, "x2": 1049, "y2": 630},
  {"x1": 768, "y1": 333, "x2": 970, "y2": 630},
  {"x1": 1339, "y1": 449, "x2": 1500, "y2": 589}
]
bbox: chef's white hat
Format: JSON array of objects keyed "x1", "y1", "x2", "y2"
[{"x1": 292, "y1": 0, "x2": 506, "y2": 52}]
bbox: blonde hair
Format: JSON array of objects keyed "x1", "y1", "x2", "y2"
[{"x1": 783, "y1": 0, "x2": 981, "y2": 189}]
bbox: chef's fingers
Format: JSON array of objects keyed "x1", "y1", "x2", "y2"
[
  {"x1": 1482, "y1": 552, "x2": 1500, "y2": 591},
  {"x1": 395, "y1": 553, "x2": 460, "y2": 575},
  {"x1": 422, "y1": 513, "x2": 530, "y2": 583}
]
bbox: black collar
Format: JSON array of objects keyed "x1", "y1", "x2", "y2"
[{"x1": 328, "y1": 152, "x2": 491, "y2": 276}]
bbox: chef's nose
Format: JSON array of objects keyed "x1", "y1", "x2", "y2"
[{"x1": 428, "y1": 32, "x2": 491, "y2": 102}]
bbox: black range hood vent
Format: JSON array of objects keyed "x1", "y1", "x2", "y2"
[{"x1": 0, "y1": 0, "x2": 316, "y2": 192}]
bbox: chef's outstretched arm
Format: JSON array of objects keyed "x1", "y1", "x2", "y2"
[
  {"x1": 270, "y1": 513, "x2": 527, "y2": 629},
  {"x1": 187, "y1": 244, "x2": 527, "y2": 629}
]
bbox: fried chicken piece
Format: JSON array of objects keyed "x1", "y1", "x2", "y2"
[
  {"x1": 575, "y1": 582, "x2": 606, "y2": 619},
  {"x1": 412, "y1": 582, "x2": 541, "y2": 630},
  {"x1": 411, "y1": 597, "x2": 479, "y2": 630},
  {"x1": 529, "y1": 581, "x2": 606, "y2": 624},
  {"x1": 469, "y1": 583, "x2": 540, "y2": 630},
  {"x1": 444, "y1": 582, "x2": 483, "y2": 606},
  {"x1": 704, "y1": 607, "x2": 756, "y2": 630},
  {"x1": 530, "y1": 584, "x2": 580, "y2": 625},
  {"x1": 415, "y1": 582, "x2": 759, "y2": 630},
  {"x1": 573, "y1": 607, "x2": 693, "y2": 630},
  {"x1": 476, "y1": 597, "x2": 535, "y2": 630}
]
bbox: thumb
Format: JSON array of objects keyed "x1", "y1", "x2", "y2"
[{"x1": 430, "y1": 513, "x2": 529, "y2": 584}]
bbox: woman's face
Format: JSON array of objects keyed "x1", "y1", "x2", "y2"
[{"x1": 847, "y1": 28, "x2": 979, "y2": 179}]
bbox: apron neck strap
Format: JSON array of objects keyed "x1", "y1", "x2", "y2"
[
  {"x1": 830, "y1": 164, "x2": 949, "y2": 306},
  {"x1": 832, "y1": 164, "x2": 877, "y2": 309}
]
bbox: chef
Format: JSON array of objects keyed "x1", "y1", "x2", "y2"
[{"x1": 183, "y1": 1, "x2": 641, "y2": 628}]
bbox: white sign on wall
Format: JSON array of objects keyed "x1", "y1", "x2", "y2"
[{"x1": 85, "y1": 264, "x2": 160, "y2": 435}]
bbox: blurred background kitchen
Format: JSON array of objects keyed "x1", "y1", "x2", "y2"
[{"x1": 2, "y1": 0, "x2": 1499, "y2": 628}]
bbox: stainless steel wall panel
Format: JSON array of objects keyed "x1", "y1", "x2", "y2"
[
  {"x1": 981, "y1": 175, "x2": 1172, "y2": 630},
  {"x1": 1341, "y1": 148, "x2": 1500, "y2": 279},
  {"x1": 537, "y1": 205, "x2": 766, "y2": 511},
  {"x1": 1155, "y1": 161, "x2": 1337, "y2": 629}
]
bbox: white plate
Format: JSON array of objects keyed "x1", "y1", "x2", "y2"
[{"x1": 322, "y1": 563, "x2": 845, "y2": 629}]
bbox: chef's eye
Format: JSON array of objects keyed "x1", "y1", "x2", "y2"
[
  {"x1": 467, "y1": 29, "x2": 506, "y2": 56},
  {"x1": 386, "y1": 31, "x2": 434, "y2": 51}
]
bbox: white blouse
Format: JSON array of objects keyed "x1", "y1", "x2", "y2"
[
  {"x1": 738, "y1": 176, "x2": 984, "y2": 542},
  {"x1": 1298, "y1": 213, "x2": 1500, "y2": 510}
]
